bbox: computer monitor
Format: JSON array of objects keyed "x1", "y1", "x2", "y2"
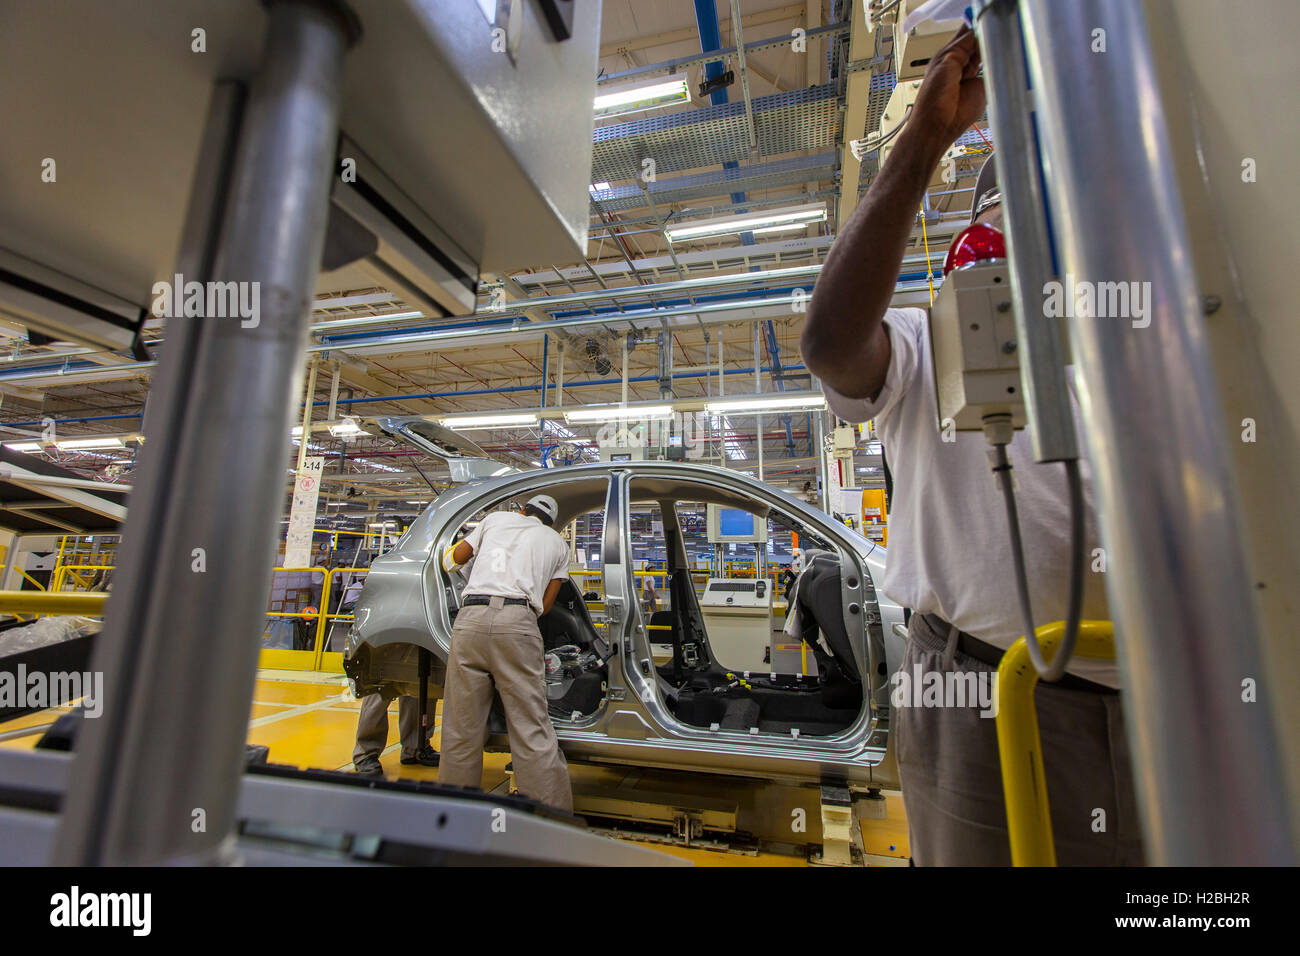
[{"x1": 706, "y1": 504, "x2": 768, "y2": 544}]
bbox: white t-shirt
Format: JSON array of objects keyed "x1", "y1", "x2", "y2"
[
  {"x1": 825, "y1": 307, "x2": 1118, "y2": 688},
  {"x1": 461, "y1": 511, "x2": 570, "y2": 615}
]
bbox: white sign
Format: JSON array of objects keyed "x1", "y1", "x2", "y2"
[
  {"x1": 284, "y1": 456, "x2": 325, "y2": 568},
  {"x1": 824, "y1": 450, "x2": 843, "y2": 510}
]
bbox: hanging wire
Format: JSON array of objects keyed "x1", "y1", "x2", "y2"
[{"x1": 920, "y1": 203, "x2": 937, "y2": 304}]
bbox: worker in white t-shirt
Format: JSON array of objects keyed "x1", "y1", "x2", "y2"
[
  {"x1": 437, "y1": 494, "x2": 573, "y2": 811},
  {"x1": 800, "y1": 27, "x2": 1141, "y2": 865}
]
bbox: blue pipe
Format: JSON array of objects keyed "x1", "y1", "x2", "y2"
[
  {"x1": 694, "y1": 0, "x2": 754, "y2": 245},
  {"x1": 762, "y1": 319, "x2": 797, "y2": 455}
]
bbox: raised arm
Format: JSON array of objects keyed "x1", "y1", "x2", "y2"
[{"x1": 801, "y1": 26, "x2": 986, "y2": 400}]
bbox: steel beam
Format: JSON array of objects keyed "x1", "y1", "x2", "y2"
[
  {"x1": 1021, "y1": 0, "x2": 1294, "y2": 864},
  {"x1": 54, "y1": 0, "x2": 356, "y2": 865}
]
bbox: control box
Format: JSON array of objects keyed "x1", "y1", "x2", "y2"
[
  {"x1": 928, "y1": 260, "x2": 1028, "y2": 432},
  {"x1": 700, "y1": 578, "x2": 773, "y2": 673}
]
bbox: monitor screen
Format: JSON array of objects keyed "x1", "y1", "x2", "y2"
[
  {"x1": 705, "y1": 503, "x2": 768, "y2": 543},
  {"x1": 718, "y1": 508, "x2": 754, "y2": 537}
]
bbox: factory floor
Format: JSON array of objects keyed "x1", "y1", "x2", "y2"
[{"x1": 2, "y1": 669, "x2": 911, "y2": 867}]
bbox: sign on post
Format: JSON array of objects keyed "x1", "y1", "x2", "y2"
[{"x1": 284, "y1": 456, "x2": 324, "y2": 568}]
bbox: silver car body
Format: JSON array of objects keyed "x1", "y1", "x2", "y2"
[{"x1": 344, "y1": 461, "x2": 906, "y2": 788}]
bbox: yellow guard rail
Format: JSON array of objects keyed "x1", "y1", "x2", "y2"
[{"x1": 995, "y1": 619, "x2": 1116, "y2": 866}]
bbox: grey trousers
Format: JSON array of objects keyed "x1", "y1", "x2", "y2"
[
  {"x1": 438, "y1": 598, "x2": 573, "y2": 812},
  {"x1": 352, "y1": 693, "x2": 421, "y2": 766},
  {"x1": 895, "y1": 612, "x2": 1144, "y2": 865}
]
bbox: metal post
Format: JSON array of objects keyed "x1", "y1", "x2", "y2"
[
  {"x1": 326, "y1": 360, "x2": 340, "y2": 420},
  {"x1": 815, "y1": 411, "x2": 828, "y2": 514},
  {"x1": 556, "y1": 341, "x2": 565, "y2": 408},
  {"x1": 297, "y1": 355, "x2": 320, "y2": 473},
  {"x1": 621, "y1": 337, "x2": 629, "y2": 405},
  {"x1": 540, "y1": 333, "x2": 550, "y2": 409},
  {"x1": 972, "y1": 0, "x2": 1077, "y2": 463},
  {"x1": 717, "y1": 328, "x2": 724, "y2": 396},
  {"x1": 729, "y1": 0, "x2": 757, "y2": 152},
  {"x1": 753, "y1": 321, "x2": 764, "y2": 481},
  {"x1": 1020, "y1": 0, "x2": 1294, "y2": 864},
  {"x1": 55, "y1": 0, "x2": 357, "y2": 865},
  {"x1": 0, "y1": 532, "x2": 21, "y2": 592}
]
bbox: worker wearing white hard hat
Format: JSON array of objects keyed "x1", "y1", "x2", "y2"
[{"x1": 437, "y1": 493, "x2": 573, "y2": 810}]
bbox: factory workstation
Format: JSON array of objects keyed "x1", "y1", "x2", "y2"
[{"x1": 0, "y1": 0, "x2": 1297, "y2": 924}]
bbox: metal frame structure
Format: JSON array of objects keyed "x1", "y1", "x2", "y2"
[
  {"x1": 972, "y1": 0, "x2": 1295, "y2": 864},
  {"x1": 54, "y1": 0, "x2": 358, "y2": 866}
]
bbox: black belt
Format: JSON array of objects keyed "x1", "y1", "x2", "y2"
[
  {"x1": 922, "y1": 613, "x2": 1117, "y2": 695},
  {"x1": 462, "y1": 594, "x2": 530, "y2": 608}
]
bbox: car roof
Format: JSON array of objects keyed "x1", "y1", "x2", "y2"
[{"x1": 459, "y1": 461, "x2": 776, "y2": 528}]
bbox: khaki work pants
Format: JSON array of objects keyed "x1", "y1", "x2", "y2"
[
  {"x1": 352, "y1": 693, "x2": 421, "y2": 765},
  {"x1": 438, "y1": 597, "x2": 573, "y2": 812}
]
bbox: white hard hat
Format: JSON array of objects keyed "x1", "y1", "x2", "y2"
[{"x1": 526, "y1": 494, "x2": 559, "y2": 523}]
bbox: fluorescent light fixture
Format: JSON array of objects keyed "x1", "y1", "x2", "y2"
[
  {"x1": 751, "y1": 223, "x2": 812, "y2": 236},
  {"x1": 665, "y1": 204, "x2": 827, "y2": 243},
  {"x1": 442, "y1": 412, "x2": 539, "y2": 430},
  {"x1": 594, "y1": 74, "x2": 690, "y2": 118},
  {"x1": 589, "y1": 181, "x2": 612, "y2": 193},
  {"x1": 56, "y1": 437, "x2": 125, "y2": 450},
  {"x1": 354, "y1": 457, "x2": 402, "y2": 473},
  {"x1": 564, "y1": 404, "x2": 672, "y2": 423},
  {"x1": 3, "y1": 442, "x2": 42, "y2": 453},
  {"x1": 291, "y1": 426, "x2": 303, "y2": 437},
  {"x1": 706, "y1": 394, "x2": 827, "y2": 415},
  {"x1": 328, "y1": 418, "x2": 370, "y2": 438}
]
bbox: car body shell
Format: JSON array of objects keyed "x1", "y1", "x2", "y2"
[{"x1": 344, "y1": 460, "x2": 906, "y2": 788}]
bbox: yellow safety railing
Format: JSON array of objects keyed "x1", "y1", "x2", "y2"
[
  {"x1": 51, "y1": 564, "x2": 114, "y2": 594},
  {"x1": 308, "y1": 566, "x2": 368, "y2": 672},
  {"x1": 38, "y1": 560, "x2": 369, "y2": 675},
  {"x1": 16, "y1": 568, "x2": 47, "y2": 592},
  {"x1": 995, "y1": 620, "x2": 1116, "y2": 866},
  {"x1": 0, "y1": 590, "x2": 108, "y2": 616}
]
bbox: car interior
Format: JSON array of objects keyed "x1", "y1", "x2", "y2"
[
  {"x1": 638, "y1": 494, "x2": 864, "y2": 738},
  {"x1": 444, "y1": 476, "x2": 867, "y2": 737}
]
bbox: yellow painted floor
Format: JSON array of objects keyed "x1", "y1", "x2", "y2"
[{"x1": 2, "y1": 668, "x2": 910, "y2": 866}]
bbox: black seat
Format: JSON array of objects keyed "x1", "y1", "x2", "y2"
[
  {"x1": 648, "y1": 610, "x2": 676, "y2": 645},
  {"x1": 539, "y1": 579, "x2": 601, "y2": 653},
  {"x1": 793, "y1": 551, "x2": 863, "y2": 708}
]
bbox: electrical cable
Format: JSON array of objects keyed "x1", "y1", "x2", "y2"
[
  {"x1": 920, "y1": 199, "x2": 937, "y2": 304},
  {"x1": 988, "y1": 433, "x2": 1085, "y2": 682}
]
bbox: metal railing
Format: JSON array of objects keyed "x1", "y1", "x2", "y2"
[
  {"x1": 39, "y1": 561, "x2": 369, "y2": 674},
  {"x1": 995, "y1": 620, "x2": 1115, "y2": 866}
]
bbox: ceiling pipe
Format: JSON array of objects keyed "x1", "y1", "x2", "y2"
[
  {"x1": 2, "y1": 363, "x2": 812, "y2": 428},
  {"x1": 0, "y1": 267, "x2": 936, "y2": 387}
]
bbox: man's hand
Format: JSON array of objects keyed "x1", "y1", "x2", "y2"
[
  {"x1": 904, "y1": 26, "x2": 986, "y2": 162},
  {"x1": 541, "y1": 578, "x2": 565, "y2": 616}
]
